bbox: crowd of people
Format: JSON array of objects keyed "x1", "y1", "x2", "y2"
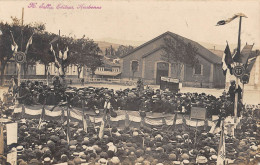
[
  {"x1": 1, "y1": 102, "x2": 259, "y2": 165},
  {"x1": 5, "y1": 77, "x2": 243, "y2": 118},
  {"x1": 0, "y1": 77, "x2": 258, "y2": 165}
]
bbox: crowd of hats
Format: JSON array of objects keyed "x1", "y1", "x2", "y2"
[
  {"x1": 12, "y1": 80, "x2": 242, "y2": 118},
  {"x1": 1, "y1": 104, "x2": 257, "y2": 165}
]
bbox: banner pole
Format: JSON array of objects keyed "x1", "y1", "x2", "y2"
[
  {"x1": 234, "y1": 76, "x2": 238, "y2": 123},
  {"x1": 0, "y1": 124, "x2": 4, "y2": 156},
  {"x1": 194, "y1": 119, "x2": 198, "y2": 148}
]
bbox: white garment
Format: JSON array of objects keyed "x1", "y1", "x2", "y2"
[{"x1": 104, "y1": 101, "x2": 111, "y2": 109}]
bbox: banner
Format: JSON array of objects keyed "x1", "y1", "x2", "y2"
[
  {"x1": 190, "y1": 107, "x2": 206, "y2": 120},
  {"x1": 6, "y1": 123, "x2": 18, "y2": 145},
  {"x1": 7, "y1": 151, "x2": 17, "y2": 165},
  {"x1": 14, "y1": 106, "x2": 216, "y2": 129}
]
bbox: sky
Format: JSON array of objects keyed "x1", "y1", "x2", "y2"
[{"x1": 0, "y1": 0, "x2": 259, "y2": 50}]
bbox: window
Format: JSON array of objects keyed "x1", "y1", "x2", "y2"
[
  {"x1": 97, "y1": 67, "x2": 104, "y2": 71},
  {"x1": 131, "y1": 60, "x2": 139, "y2": 72},
  {"x1": 112, "y1": 67, "x2": 120, "y2": 72},
  {"x1": 194, "y1": 64, "x2": 203, "y2": 75}
]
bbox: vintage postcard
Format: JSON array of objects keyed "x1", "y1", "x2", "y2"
[{"x1": 0, "y1": 0, "x2": 259, "y2": 164}]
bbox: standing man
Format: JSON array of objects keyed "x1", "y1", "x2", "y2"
[
  {"x1": 81, "y1": 78, "x2": 84, "y2": 86},
  {"x1": 228, "y1": 80, "x2": 242, "y2": 117},
  {"x1": 228, "y1": 80, "x2": 242, "y2": 102},
  {"x1": 104, "y1": 95, "x2": 112, "y2": 114}
]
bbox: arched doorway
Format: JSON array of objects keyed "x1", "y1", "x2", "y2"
[{"x1": 156, "y1": 62, "x2": 169, "y2": 84}]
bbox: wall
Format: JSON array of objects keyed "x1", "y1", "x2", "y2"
[
  {"x1": 183, "y1": 55, "x2": 211, "y2": 88},
  {"x1": 121, "y1": 35, "x2": 166, "y2": 80}
]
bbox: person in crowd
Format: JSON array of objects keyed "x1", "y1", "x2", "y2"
[
  {"x1": 53, "y1": 76, "x2": 61, "y2": 89},
  {"x1": 16, "y1": 82, "x2": 32, "y2": 105},
  {"x1": 228, "y1": 80, "x2": 242, "y2": 102},
  {"x1": 81, "y1": 78, "x2": 84, "y2": 86}
]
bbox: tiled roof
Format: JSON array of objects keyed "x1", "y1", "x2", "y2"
[{"x1": 121, "y1": 31, "x2": 222, "y2": 64}]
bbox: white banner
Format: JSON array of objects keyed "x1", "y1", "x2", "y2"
[
  {"x1": 6, "y1": 123, "x2": 18, "y2": 145},
  {"x1": 129, "y1": 115, "x2": 141, "y2": 122},
  {"x1": 45, "y1": 110, "x2": 62, "y2": 117},
  {"x1": 110, "y1": 115, "x2": 126, "y2": 121},
  {"x1": 25, "y1": 108, "x2": 41, "y2": 116},
  {"x1": 7, "y1": 151, "x2": 17, "y2": 165}
]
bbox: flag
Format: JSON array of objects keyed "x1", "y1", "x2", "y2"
[
  {"x1": 125, "y1": 111, "x2": 130, "y2": 128},
  {"x1": 49, "y1": 36, "x2": 59, "y2": 44},
  {"x1": 98, "y1": 116, "x2": 105, "y2": 139},
  {"x1": 222, "y1": 43, "x2": 234, "y2": 75},
  {"x1": 66, "y1": 108, "x2": 71, "y2": 144},
  {"x1": 25, "y1": 34, "x2": 33, "y2": 54},
  {"x1": 50, "y1": 44, "x2": 54, "y2": 52},
  {"x1": 217, "y1": 120, "x2": 226, "y2": 165},
  {"x1": 83, "y1": 115, "x2": 88, "y2": 133},
  {"x1": 63, "y1": 47, "x2": 69, "y2": 60},
  {"x1": 50, "y1": 44, "x2": 61, "y2": 69},
  {"x1": 10, "y1": 31, "x2": 18, "y2": 53},
  {"x1": 216, "y1": 13, "x2": 247, "y2": 26},
  {"x1": 59, "y1": 50, "x2": 63, "y2": 59},
  {"x1": 38, "y1": 104, "x2": 46, "y2": 129}
]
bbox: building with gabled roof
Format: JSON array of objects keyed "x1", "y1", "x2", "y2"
[{"x1": 121, "y1": 31, "x2": 225, "y2": 88}]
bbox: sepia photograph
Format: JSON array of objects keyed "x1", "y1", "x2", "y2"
[{"x1": 0, "y1": 0, "x2": 259, "y2": 164}]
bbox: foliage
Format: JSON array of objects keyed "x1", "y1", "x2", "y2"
[
  {"x1": 86, "y1": 54, "x2": 103, "y2": 78},
  {"x1": 115, "y1": 45, "x2": 134, "y2": 57},
  {"x1": 105, "y1": 45, "x2": 134, "y2": 58},
  {"x1": 0, "y1": 17, "x2": 46, "y2": 85},
  {"x1": 69, "y1": 37, "x2": 102, "y2": 78},
  {"x1": 0, "y1": 16, "x2": 103, "y2": 85}
]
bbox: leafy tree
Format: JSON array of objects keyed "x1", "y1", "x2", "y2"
[
  {"x1": 161, "y1": 36, "x2": 199, "y2": 80},
  {"x1": 86, "y1": 54, "x2": 103, "y2": 78},
  {"x1": 105, "y1": 45, "x2": 116, "y2": 57},
  {"x1": 69, "y1": 37, "x2": 102, "y2": 78},
  {"x1": 0, "y1": 17, "x2": 45, "y2": 85},
  {"x1": 31, "y1": 32, "x2": 58, "y2": 75},
  {"x1": 115, "y1": 45, "x2": 134, "y2": 57}
]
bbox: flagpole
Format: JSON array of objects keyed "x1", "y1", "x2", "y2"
[
  {"x1": 0, "y1": 124, "x2": 4, "y2": 156},
  {"x1": 234, "y1": 16, "x2": 242, "y2": 122}
]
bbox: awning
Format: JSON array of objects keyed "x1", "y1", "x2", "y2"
[{"x1": 95, "y1": 71, "x2": 121, "y2": 76}]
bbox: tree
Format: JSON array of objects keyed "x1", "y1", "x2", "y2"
[
  {"x1": 86, "y1": 54, "x2": 103, "y2": 78},
  {"x1": 68, "y1": 37, "x2": 102, "y2": 78},
  {"x1": 0, "y1": 17, "x2": 45, "y2": 85},
  {"x1": 161, "y1": 36, "x2": 199, "y2": 80},
  {"x1": 31, "y1": 32, "x2": 57, "y2": 76},
  {"x1": 115, "y1": 45, "x2": 134, "y2": 57}
]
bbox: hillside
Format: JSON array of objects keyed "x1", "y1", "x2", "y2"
[{"x1": 95, "y1": 41, "x2": 121, "y2": 55}]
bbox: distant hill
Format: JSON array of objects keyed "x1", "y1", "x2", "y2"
[{"x1": 95, "y1": 41, "x2": 122, "y2": 55}]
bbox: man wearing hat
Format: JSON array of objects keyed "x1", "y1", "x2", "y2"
[
  {"x1": 228, "y1": 80, "x2": 242, "y2": 103},
  {"x1": 17, "y1": 82, "x2": 32, "y2": 105}
]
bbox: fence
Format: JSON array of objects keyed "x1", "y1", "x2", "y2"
[{"x1": 2, "y1": 78, "x2": 137, "y2": 86}]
